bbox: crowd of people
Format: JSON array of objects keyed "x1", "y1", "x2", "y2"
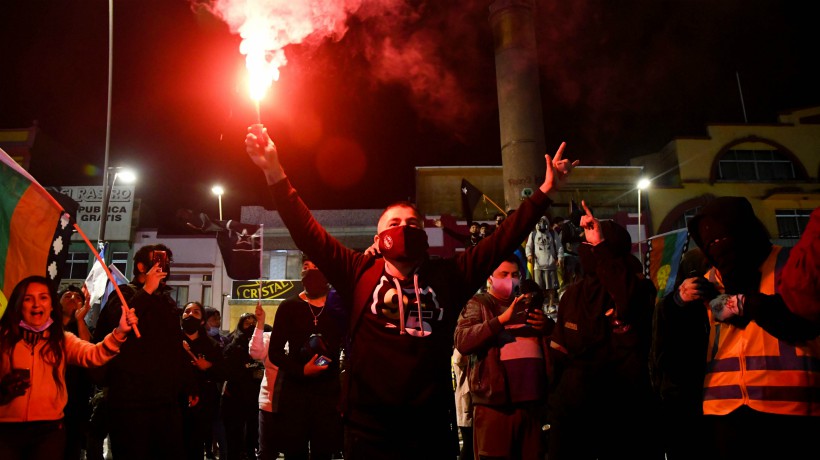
[{"x1": 1, "y1": 122, "x2": 817, "y2": 460}]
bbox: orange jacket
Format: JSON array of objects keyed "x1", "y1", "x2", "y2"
[
  {"x1": 703, "y1": 246, "x2": 820, "y2": 416},
  {"x1": 0, "y1": 330, "x2": 125, "y2": 422}
]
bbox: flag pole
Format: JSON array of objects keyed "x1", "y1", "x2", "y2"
[
  {"x1": 0, "y1": 153, "x2": 140, "y2": 339},
  {"x1": 482, "y1": 194, "x2": 507, "y2": 217},
  {"x1": 258, "y1": 224, "x2": 263, "y2": 307},
  {"x1": 72, "y1": 222, "x2": 141, "y2": 338}
]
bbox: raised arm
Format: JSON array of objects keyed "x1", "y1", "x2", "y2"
[
  {"x1": 249, "y1": 303, "x2": 269, "y2": 361},
  {"x1": 246, "y1": 124, "x2": 286, "y2": 185},
  {"x1": 540, "y1": 142, "x2": 579, "y2": 195}
]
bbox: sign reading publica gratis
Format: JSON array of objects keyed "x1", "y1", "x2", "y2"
[
  {"x1": 232, "y1": 280, "x2": 303, "y2": 300},
  {"x1": 56, "y1": 185, "x2": 135, "y2": 241}
]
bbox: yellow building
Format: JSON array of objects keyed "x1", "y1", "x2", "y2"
[{"x1": 631, "y1": 105, "x2": 820, "y2": 246}]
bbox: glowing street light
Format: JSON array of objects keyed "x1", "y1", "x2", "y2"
[
  {"x1": 637, "y1": 178, "x2": 651, "y2": 264},
  {"x1": 212, "y1": 185, "x2": 224, "y2": 221},
  {"x1": 98, "y1": 166, "x2": 137, "y2": 250}
]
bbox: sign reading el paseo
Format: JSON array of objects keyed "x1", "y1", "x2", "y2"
[{"x1": 56, "y1": 185, "x2": 135, "y2": 241}]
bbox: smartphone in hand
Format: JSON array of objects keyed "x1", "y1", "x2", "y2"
[
  {"x1": 152, "y1": 250, "x2": 169, "y2": 273},
  {"x1": 314, "y1": 356, "x2": 332, "y2": 367}
]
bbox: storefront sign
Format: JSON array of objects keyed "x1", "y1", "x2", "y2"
[
  {"x1": 56, "y1": 185, "x2": 135, "y2": 241},
  {"x1": 232, "y1": 280, "x2": 303, "y2": 300}
]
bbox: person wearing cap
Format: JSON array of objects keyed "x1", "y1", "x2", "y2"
[
  {"x1": 547, "y1": 201, "x2": 662, "y2": 460},
  {"x1": 656, "y1": 196, "x2": 820, "y2": 460}
]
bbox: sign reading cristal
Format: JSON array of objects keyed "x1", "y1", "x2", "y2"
[{"x1": 231, "y1": 280, "x2": 303, "y2": 300}]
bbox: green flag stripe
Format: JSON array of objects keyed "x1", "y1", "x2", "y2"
[{"x1": 0, "y1": 159, "x2": 33, "y2": 291}]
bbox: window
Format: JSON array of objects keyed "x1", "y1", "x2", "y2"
[
  {"x1": 61, "y1": 252, "x2": 90, "y2": 280},
  {"x1": 269, "y1": 250, "x2": 288, "y2": 279},
  {"x1": 112, "y1": 251, "x2": 129, "y2": 275},
  {"x1": 776, "y1": 209, "x2": 811, "y2": 239},
  {"x1": 201, "y1": 285, "x2": 212, "y2": 308},
  {"x1": 718, "y1": 149, "x2": 795, "y2": 181},
  {"x1": 671, "y1": 206, "x2": 702, "y2": 232},
  {"x1": 167, "y1": 285, "x2": 189, "y2": 308}
]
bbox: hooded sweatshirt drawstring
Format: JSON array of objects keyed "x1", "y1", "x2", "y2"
[
  {"x1": 413, "y1": 273, "x2": 423, "y2": 333},
  {"x1": 392, "y1": 278, "x2": 407, "y2": 334},
  {"x1": 392, "y1": 272, "x2": 423, "y2": 335}
]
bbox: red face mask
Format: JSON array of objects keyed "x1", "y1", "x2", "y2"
[{"x1": 378, "y1": 226, "x2": 429, "y2": 263}]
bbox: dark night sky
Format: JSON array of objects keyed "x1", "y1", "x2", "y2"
[{"x1": 1, "y1": 0, "x2": 818, "y2": 233}]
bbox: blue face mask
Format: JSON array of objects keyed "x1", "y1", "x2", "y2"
[{"x1": 207, "y1": 326, "x2": 220, "y2": 337}]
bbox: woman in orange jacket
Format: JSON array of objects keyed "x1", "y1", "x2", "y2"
[{"x1": 0, "y1": 275, "x2": 138, "y2": 459}]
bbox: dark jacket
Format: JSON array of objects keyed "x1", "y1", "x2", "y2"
[
  {"x1": 455, "y1": 292, "x2": 551, "y2": 406},
  {"x1": 185, "y1": 332, "x2": 226, "y2": 411},
  {"x1": 93, "y1": 283, "x2": 195, "y2": 409},
  {"x1": 548, "y1": 231, "x2": 657, "y2": 420},
  {"x1": 222, "y1": 330, "x2": 263, "y2": 406},
  {"x1": 268, "y1": 178, "x2": 552, "y2": 424}
]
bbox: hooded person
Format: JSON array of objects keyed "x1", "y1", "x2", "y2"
[
  {"x1": 688, "y1": 196, "x2": 771, "y2": 297},
  {"x1": 526, "y1": 215, "x2": 561, "y2": 306},
  {"x1": 656, "y1": 196, "x2": 820, "y2": 460},
  {"x1": 686, "y1": 196, "x2": 819, "y2": 336},
  {"x1": 547, "y1": 202, "x2": 662, "y2": 460}
]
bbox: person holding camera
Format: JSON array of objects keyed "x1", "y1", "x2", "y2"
[
  {"x1": 655, "y1": 197, "x2": 820, "y2": 460},
  {"x1": 266, "y1": 258, "x2": 344, "y2": 460},
  {"x1": 454, "y1": 256, "x2": 554, "y2": 459},
  {"x1": 91, "y1": 244, "x2": 197, "y2": 460},
  {"x1": 0, "y1": 275, "x2": 138, "y2": 460}
]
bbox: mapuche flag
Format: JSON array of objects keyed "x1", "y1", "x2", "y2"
[
  {"x1": 645, "y1": 228, "x2": 689, "y2": 301},
  {"x1": 1, "y1": 147, "x2": 77, "y2": 315}
]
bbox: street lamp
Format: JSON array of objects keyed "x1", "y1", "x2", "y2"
[
  {"x1": 637, "y1": 178, "x2": 651, "y2": 264},
  {"x1": 98, "y1": 167, "x2": 136, "y2": 250},
  {"x1": 212, "y1": 185, "x2": 224, "y2": 221}
]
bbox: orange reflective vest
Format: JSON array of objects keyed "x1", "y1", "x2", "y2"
[{"x1": 703, "y1": 245, "x2": 820, "y2": 416}]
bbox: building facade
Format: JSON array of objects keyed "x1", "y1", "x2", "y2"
[{"x1": 630, "y1": 105, "x2": 820, "y2": 247}]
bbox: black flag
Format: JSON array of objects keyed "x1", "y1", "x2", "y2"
[
  {"x1": 460, "y1": 179, "x2": 484, "y2": 223},
  {"x1": 179, "y1": 210, "x2": 262, "y2": 280},
  {"x1": 216, "y1": 221, "x2": 262, "y2": 280}
]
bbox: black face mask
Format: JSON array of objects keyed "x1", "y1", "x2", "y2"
[
  {"x1": 578, "y1": 243, "x2": 598, "y2": 276},
  {"x1": 182, "y1": 315, "x2": 201, "y2": 334},
  {"x1": 378, "y1": 226, "x2": 429, "y2": 263},
  {"x1": 301, "y1": 269, "x2": 329, "y2": 298},
  {"x1": 707, "y1": 236, "x2": 761, "y2": 294}
]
